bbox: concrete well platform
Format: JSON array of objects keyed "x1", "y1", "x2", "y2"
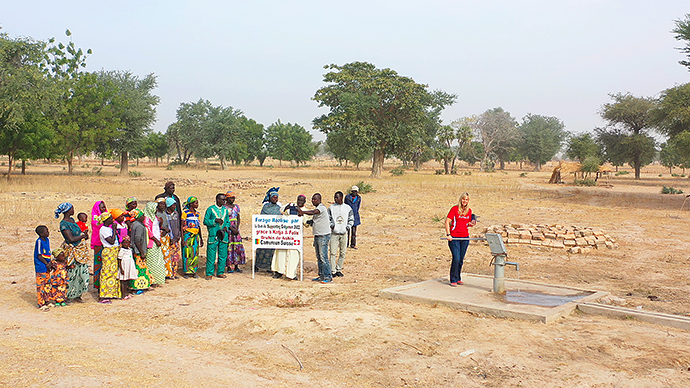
[{"x1": 380, "y1": 274, "x2": 608, "y2": 324}]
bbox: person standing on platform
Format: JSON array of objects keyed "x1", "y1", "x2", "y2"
[
  {"x1": 344, "y1": 186, "x2": 361, "y2": 249},
  {"x1": 445, "y1": 192, "x2": 476, "y2": 287},
  {"x1": 203, "y1": 193, "x2": 229, "y2": 280}
]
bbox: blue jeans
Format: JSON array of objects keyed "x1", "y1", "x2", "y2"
[
  {"x1": 449, "y1": 239, "x2": 469, "y2": 283},
  {"x1": 314, "y1": 234, "x2": 332, "y2": 280}
]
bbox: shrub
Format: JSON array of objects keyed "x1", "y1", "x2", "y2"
[
  {"x1": 463, "y1": 171, "x2": 472, "y2": 176},
  {"x1": 574, "y1": 179, "x2": 596, "y2": 186},
  {"x1": 519, "y1": 172, "x2": 527, "y2": 177},
  {"x1": 166, "y1": 165, "x2": 173, "y2": 170},
  {"x1": 661, "y1": 186, "x2": 684, "y2": 194},
  {"x1": 129, "y1": 171, "x2": 142, "y2": 177},
  {"x1": 390, "y1": 166, "x2": 405, "y2": 176},
  {"x1": 615, "y1": 171, "x2": 629, "y2": 176},
  {"x1": 435, "y1": 169, "x2": 444, "y2": 175},
  {"x1": 352, "y1": 181, "x2": 375, "y2": 194}
]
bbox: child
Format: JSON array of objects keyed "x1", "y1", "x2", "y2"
[
  {"x1": 34, "y1": 225, "x2": 51, "y2": 310},
  {"x1": 76, "y1": 212, "x2": 89, "y2": 233},
  {"x1": 49, "y1": 248, "x2": 68, "y2": 307},
  {"x1": 117, "y1": 236, "x2": 138, "y2": 299}
]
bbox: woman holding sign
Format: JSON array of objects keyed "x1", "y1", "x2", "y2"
[{"x1": 256, "y1": 187, "x2": 281, "y2": 273}]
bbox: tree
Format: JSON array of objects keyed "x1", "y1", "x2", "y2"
[
  {"x1": 0, "y1": 33, "x2": 55, "y2": 178},
  {"x1": 99, "y1": 71, "x2": 159, "y2": 175},
  {"x1": 472, "y1": 107, "x2": 518, "y2": 171},
  {"x1": 167, "y1": 99, "x2": 211, "y2": 164},
  {"x1": 600, "y1": 93, "x2": 657, "y2": 179},
  {"x1": 325, "y1": 127, "x2": 371, "y2": 168},
  {"x1": 673, "y1": 14, "x2": 690, "y2": 71},
  {"x1": 566, "y1": 133, "x2": 599, "y2": 162},
  {"x1": 594, "y1": 127, "x2": 627, "y2": 170},
  {"x1": 653, "y1": 83, "x2": 690, "y2": 138},
  {"x1": 142, "y1": 132, "x2": 168, "y2": 166},
  {"x1": 266, "y1": 120, "x2": 314, "y2": 165},
  {"x1": 237, "y1": 116, "x2": 266, "y2": 165},
  {"x1": 517, "y1": 114, "x2": 567, "y2": 171},
  {"x1": 313, "y1": 62, "x2": 453, "y2": 177},
  {"x1": 196, "y1": 104, "x2": 244, "y2": 169}
]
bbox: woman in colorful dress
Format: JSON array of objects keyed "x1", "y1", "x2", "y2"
[
  {"x1": 181, "y1": 196, "x2": 203, "y2": 278},
  {"x1": 225, "y1": 191, "x2": 246, "y2": 273},
  {"x1": 55, "y1": 202, "x2": 90, "y2": 302},
  {"x1": 156, "y1": 198, "x2": 173, "y2": 280},
  {"x1": 129, "y1": 209, "x2": 152, "y2": 292},
  {"x1": 144, "y1": 201, "x2": 166, "y2": 286},
  {"x1": 256, "y1": 187, "x2": 281, "y2": 272},
  {"x1": 98, "y1": 212, "x2": 121, "y2": 302},
  {"x1": 165, "y1": 197, "x2": 181, "y2": 279},
  {"x1": 91, "y1": 200, "x2": 107, "y2": 289}
]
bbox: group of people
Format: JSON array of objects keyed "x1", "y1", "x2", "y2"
[
  {"x1": 255, "y1": 186, "x2": 362, "y2": 283},
  {"x1": 31, "y1": 181, "x2": 364, "y2": 309}
]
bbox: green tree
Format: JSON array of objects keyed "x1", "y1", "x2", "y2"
[
  {"x1": 167, "y1": 99, "x2": 211, "y2": 164},
  {"x1": 673, "y1": 14, "x2": 690, "y2": 70},
  {"x1": 195, "y1": 104, "x2": 244, "y2": 169},
  {"x1": 472, "y1": 107, "x2": 518, "y2": 171},
  {"x1": 325, "y1": 127, "x2": 371, "y2": 168},
  {"x1": 99, "y1": 71, "x2": 159, "y2": 175},
  {"x1": 313, "y1": 62, "x2": 452, "y2": 177},
  {"x1": 237, "y1": 116, "x2": 266, "y2": 165},
  {"x1": 600, "y1": 93, "x2": 657, "y2": 179},
  {"x1": 266, "y1": 120, "x2": 314, "y2": 165},
  {"x1": 594, "y1": 127, "x2": 627, "y2": 170},
  {"x1": 142, "y1": 132, "x2": 168, "y2": 166},
  {"x1": 517, "y1": 114, "x2": 567, "y2": 171},
  {"x1": 0, "y1": 33, "x2": 55, "y2": 178},
  {"x1": 653, "y1": 83, "x2": 690, "y2": 139},
  {"x1": 566, "y1": 133, "x2": 599, "y2": 162}
]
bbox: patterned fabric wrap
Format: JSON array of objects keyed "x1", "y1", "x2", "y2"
[
  {"x1": 49, "y1": 261, "x2": 68, "y2": 303},
  {"x1": 66, "y1": 262, "x2": 89, "y2": 299},
  {"x1": 99, "y1": 246, "x2": 122, "y2": 299},
  {"x1": 227, "y1": 205, "x2": 246, "y2": 266},
  {"x1": 182, "y1": 233, "x2": 199, "y2": 274},
  {"x1": 167, "y1": 239, "x2": 181, "y2": 277},
  {"x1": 146, "y1": 244, "x2": 166, "y2": 285},
  {"x1": 93, "y1": 246, "x2": 103, "y2": 289},
  {"x1": 130, "y1": 253, "x2": 152, "y2": 290},
  {"x1": 36, "y1": 273, "x2": 51, "y2": 307},
  {"x1": 161, "y1": 234, "x2": 172, "y2": 278},
  {"x1": 61, "y1": 239, "x2": 90, "y2": 265}
]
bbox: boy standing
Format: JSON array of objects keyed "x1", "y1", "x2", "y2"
[{"x1": 34, "y1": 225, "x2": 52, "y2": 310}]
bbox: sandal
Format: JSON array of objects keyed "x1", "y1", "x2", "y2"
[
  {"x1": 99, "y1": 299, "x2": 112, "y2": 304},
  {"x1": 123, "y1": 295, "x2": 133, "y2": 300}
]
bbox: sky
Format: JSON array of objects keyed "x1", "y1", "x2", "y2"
[{"x1": 2, "y1": 1, "x2": 689, "y2": 141}]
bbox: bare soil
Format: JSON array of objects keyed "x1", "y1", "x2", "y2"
[{"x1": 2, "y1": 162, "x2": 690, "y2": 387}]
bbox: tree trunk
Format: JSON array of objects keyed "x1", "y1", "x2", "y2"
[
  {"x1": 155, "y1": 157, "x2": 159, "y2": 167},
  {"x1": 444, "y1": 158, "x2": 451, "y2": 174},
  {"x1": 220, "y1": 156, "x2": 226, "y2": 170},
  {"x1": 7, "y1": 153, "x2": 13, "y2": 180},
  {"x1": 634, "y1": 155, "x2": 641, "y2": 180},
  {"x1": 669, "y1": 166, "x2": 672, "y2": 174},
  {"x1": 120, "y1": 151, "x2": 129, "y2": 175},
  {"x1": 534, "y1": 160, "x2": 541, "y2": 172},
  {"x1": 21, "y1": 160, "x2": 26, "y2": 175},
  {"x1": 68, "y1": 151, "x2": 74, "y2": 175},
  {"x1": 499, "y1": 158, "x2": 505, "y2": 170},
  {"x1": 101, "y1": 158, "x2": 105, "y2": 166},
  {"x1": 371, "y1": 148, "x2": 384, "y2": 178},
  {"x1": 136, "y1": 158, "x2": 139, "y2": 166}
]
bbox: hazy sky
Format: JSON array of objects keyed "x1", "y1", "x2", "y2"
[{"x1": 2, "y1": 1, "x2": 689, "y2": 140}]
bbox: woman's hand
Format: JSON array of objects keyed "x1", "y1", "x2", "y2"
[
  {"x1": 153, "y1": 237, "x2": 161, "y2": 247},
  {"x1": 468, "y1": 220, "x2": 477, "y2": 227}
]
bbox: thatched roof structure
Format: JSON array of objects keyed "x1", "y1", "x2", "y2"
[{"x1": 549, "y1": 161, "x2": 614, "y2": 183}]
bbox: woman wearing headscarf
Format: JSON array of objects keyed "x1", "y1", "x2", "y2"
[
  {"x1": 98, "y1": 212, "x2": 121, "y2": 302},
  {"x1": 91, "y1": 200, "x2": 107, "y2": 289},
  {"x1": 256, "y1": 187, "x2": 281, "y2": 272},
  {"x1": 225, "y1": 191, "x2": 246, "y2": 273},
  {"x1": 156, "y1": 198, "x2": 173, "y2": 280},
  {"x1": 165, "y1": 197, "x2": 181, "y2": 279},
  {"x1": 144, "y1": 201, "x2": 166, "y2": 285},
  {"x1": 55, "y1": 202, "x2": 90, "y2": 301},
  {"x1": 181, "y1": 196, "x2": 203, "y2": 278},
  {"x1": 129, "y1": 209, "x2": 152, "y2": 292}
]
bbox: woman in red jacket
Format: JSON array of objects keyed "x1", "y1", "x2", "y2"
[{"x1": 445, "y1": 192, "x2": 476, "y2": 286}]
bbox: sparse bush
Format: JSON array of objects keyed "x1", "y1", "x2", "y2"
[
  {"x1": 352, "y1": 181, "x2": 375, "y2": 194},
  {"x1": 574, "y1": 179, "x2": 596, "y2": 186},
  {"x1": 435, "y1": 169, "x2": 444, "y2": 175},
  {"x1": 390, "y1": 166, "x2": 405, "y2": 176},
  {"x1": 166, "y1": 165, "x2": 173, "y2": 170},
  {"x1": 661, "y1": 186, "x2": 684, "y2": 194},
  {"x1": 129, "y1": 171, "x2": 142, "y2": 177},
  {"x1": 463, "y1": 171, "x2": 472, "y2": 176},
  {"x1": 615, "y1": 171, "x2": 629, "y2": 176},
  {"x1": 519, "y1": 172, "x2": 527, "y2": 177}
]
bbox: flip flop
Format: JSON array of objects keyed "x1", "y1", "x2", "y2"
[
  {"x1": 99, "y1": 299, "x2": 112, "y2": 304},
  {"x1": 123, "y1": 295, "x2": 133, "y2": 300}
]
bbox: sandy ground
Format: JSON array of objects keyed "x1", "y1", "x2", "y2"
[{"x1": 2, "y1": 161, "x2": 690, "y2": 387}]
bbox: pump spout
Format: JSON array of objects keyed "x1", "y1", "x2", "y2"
[{"x1": 505, "y1": 261, "x2": 519, "y2": 272}]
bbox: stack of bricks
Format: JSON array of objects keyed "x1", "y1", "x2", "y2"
[{"x1": 476, "y1": 224, "x2": 619, "y2": 254}]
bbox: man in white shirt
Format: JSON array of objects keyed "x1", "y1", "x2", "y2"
[{"x1": 328, "y1": 191, "x2": 354, "y2": 277}]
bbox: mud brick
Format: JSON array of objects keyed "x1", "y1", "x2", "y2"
[
  {"x1": 605, "y1": 241, "x2": 614, "y2": 249},
  {"x1": 569, "y1": 247, "x2": 581, "y2": 254},
  {"x1": 519, "y1": 239, "x2": 531, "y2": 244},
  {"x1": 564, "y1": 239, "x2": 577, "y2": 247},
  {"x1": 507, "y1": 238, "x2": 520, "y2": 244},
  {"x1": 508, "y1": 232, "x2": 520, "y2": 239},
  {"x1": 530, "y1": 232, "x2": 544, "y2": 240},
  {"x1": 581, "y1": 247, "x2": 592, "y2": 254},
  {"x1": 553, "y1": 241, "x2": 565, "y2": 249},
  {"x1": 519, "y1": 233, "x2": 531, "y2": 240},
  {"x1": 530, "y1": 240, "x2": 542, "y2": 246},
  {"x1": 585, "y1": 237, "x2": 596, "y2": 245},
  {"x1": 575, "y1": 237, "x2": 587, "y2": 246},
  {"x1": 544, "y1": 233, "x2": 556, "y2": 239},
  {"x1": 583, "y1": 229, "x2": 594, "y2": 237}
]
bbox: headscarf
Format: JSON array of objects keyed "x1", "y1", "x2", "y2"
[
  {"x1": 184, "y1": 196, "x2": 198, "y2": 209},
  {"x1": 165, "y1": 181, "x2": 175, "y2": 190},
  {"x1": 110, "y1": 208, "x2": 125, "y2": 220},
  {"x1": 226, "y1": 190, "x2": 235, "y2": 198},
  {"x1": 91, "y1": 201, "x2": 106, "y2": 248},
  {"x1": 262, "y1": 187, "x2": 280, "y2": 204},
  {"x1": 144, "y1": 201, "x2": 157, "y2": 220},
  {"x1": 129, "y1": 209, "x2": 144, "y2": 220},
  {"x1": 165, "y1": 197, "x2": 176, "y2": 208},
  {"x1": 51, "y1": 248, "x2": 64, "y2": 258},
  {"x1": 126, "y1": 197, "x2": 137, "y2": 205},
  {"x1": 97, "y1": 213, "x2": 113, "y2": 224},
  {"x1": 155, "y1": 197, "x2": 166, "y2": 204},
  {"x1": 143, "y1": 202, "x2": 159, "y2": 248},
  {"x1": 54, "y1": 202, "x2": 73, "y2": 219}
]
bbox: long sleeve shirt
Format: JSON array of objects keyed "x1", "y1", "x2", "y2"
[{"x1": 328, "y1": 203, "x2": 354, "y2": 235}]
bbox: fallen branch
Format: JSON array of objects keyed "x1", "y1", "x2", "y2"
[
  {"x1": 402, "y1": 341, "x2": 423, "y2": 355},
  {"x1": 281, "y1": 344, "x2": 304, "y2": 370}
]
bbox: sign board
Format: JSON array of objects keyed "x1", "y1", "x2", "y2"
[{"x1": 252, "y1": 215, "x2": 304, "y2": 280}]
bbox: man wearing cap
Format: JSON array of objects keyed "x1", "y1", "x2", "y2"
[
  {"x1": 155, "y1": 181, "x2": 182, "y2": 221},
  {"x1": 344, "y1": 186, "x2": 362, "y2": 249}
]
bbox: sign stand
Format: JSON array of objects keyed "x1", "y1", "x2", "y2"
[{"x1": 252, "y1": 215, "x2": 304, "y2": 281}]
